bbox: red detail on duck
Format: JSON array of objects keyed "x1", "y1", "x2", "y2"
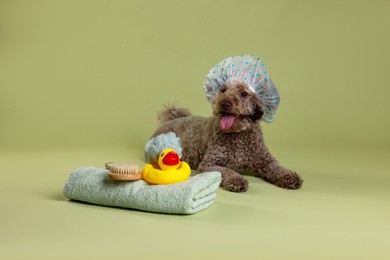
[{"x1": 162, "y1": 151, "x2": 180, "y2": 166}]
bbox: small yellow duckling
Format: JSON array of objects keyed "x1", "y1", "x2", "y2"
[{"x1": 142, "y1": 148, "x2": 191, "y2": 185}]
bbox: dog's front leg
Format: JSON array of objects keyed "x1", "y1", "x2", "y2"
[
  {"x1": 200, "y1": 165, "x2": 249, "y2": 193},
  {"x1": 254, "y1": 153, "x2": 303, "y2": 189},
  {"x1": 197, "y1": 149, "x2": 249, "y2": 192}
]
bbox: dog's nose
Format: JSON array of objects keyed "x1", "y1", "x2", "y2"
[{"x1": 221, "y1": 101, "x2": 232, "y2": 111}]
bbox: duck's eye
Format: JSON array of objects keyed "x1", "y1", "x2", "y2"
[
  {"x1": 241, "y1": 91, "x2": 248, "y2": 97},
  {"x1": 160, "y1": 152, "x2": 164, "y2": 157}
]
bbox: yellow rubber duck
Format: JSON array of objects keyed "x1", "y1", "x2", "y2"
[{"x1": 142, "y1": 148, "x2": 191, "y2": 185}]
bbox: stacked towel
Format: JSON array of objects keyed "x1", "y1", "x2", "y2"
[{"x1": 63, "y1": 167, "x2": 221, "y2": 215}]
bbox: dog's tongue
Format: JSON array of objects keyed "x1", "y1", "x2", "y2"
[{"x1": 220, "y1": 115, "x2": 237, "y2": 130}]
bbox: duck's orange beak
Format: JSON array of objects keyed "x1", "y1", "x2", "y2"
[{"x1": 162, "y1": 151, "x2": 180, "y2": 166}]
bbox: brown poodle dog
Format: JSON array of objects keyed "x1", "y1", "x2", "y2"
[{"x1": 151, "y1": 79, "x2": 303, "y2": 192}]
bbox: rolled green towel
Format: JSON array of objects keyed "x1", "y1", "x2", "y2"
[{"x1": 63, "y1": 167, "x2": 222, "y2": 215}]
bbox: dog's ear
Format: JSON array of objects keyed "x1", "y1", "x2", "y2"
[
  {"x1": 250, "y1": 96, "x2": 264, "y2": 122},
  {"x1": 251, "y1": 104, "x2": 264, "y2": 122}
]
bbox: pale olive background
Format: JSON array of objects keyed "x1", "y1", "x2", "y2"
[{"x1": 1, "y1": 0, "x2": 389, "y2": 259}]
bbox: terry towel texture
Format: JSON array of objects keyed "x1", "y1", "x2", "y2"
[{"x1": 63, "y1": 167, "x2": 222, "y2": 214}]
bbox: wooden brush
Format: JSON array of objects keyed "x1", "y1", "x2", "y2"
[{"x1": 105, "y1": 162, "x2": 142, "y2": 181}]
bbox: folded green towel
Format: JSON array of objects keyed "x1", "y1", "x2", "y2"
[{"x1": 63, "y1": 167, "x2": 222, "y2": 215}]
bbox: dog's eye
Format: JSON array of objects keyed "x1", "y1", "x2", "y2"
[
  {"x1": 220, "y1": 88, "x2": 227, "y2": 93},
  {"x1": 241, "y1": 91, "x2": 248, "y2": 97}
]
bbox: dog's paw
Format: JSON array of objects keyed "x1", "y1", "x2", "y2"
[
  {"x1": 221, "y1": 175, "x2": 249, "y2": 193},
  {"x1": 279, "y1": 171, "x2": 303, "y2": 190}
]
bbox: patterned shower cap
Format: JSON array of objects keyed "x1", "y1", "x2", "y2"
[
  {"x1": 203, "y1": 55, "x2": 280, "y2": 123},
  {"x1": 144, "y1": 132, "x2": 182, "y2": 165}
]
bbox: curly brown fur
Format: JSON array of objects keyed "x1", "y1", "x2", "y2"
[
  {"x1": 157, "y1": 103, "x2": 191, "y2": 125},
  {"x1": 151, "y1": 80, "x2": 303, "y2": 192}
]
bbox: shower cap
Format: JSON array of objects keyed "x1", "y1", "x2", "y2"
[
  {"x1": 144, "y1": 132, "x2": 182, "y2": 165},
  {"x1": 203, "y1": 55, "x2": 280, "y2": 123}
]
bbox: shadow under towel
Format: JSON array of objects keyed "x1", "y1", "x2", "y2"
[{"x1": 63, "y1": 167, "x2": 221, "y2": 214}]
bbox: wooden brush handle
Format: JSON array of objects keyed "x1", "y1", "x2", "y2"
[{"x1": 108, "y1": 172, "x2": 142, "y2": 181}]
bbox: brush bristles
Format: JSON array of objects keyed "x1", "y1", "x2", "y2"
[
  {"x1": 106, "y1": 163, "x2": 142, "y2": 181},
  {"x1": 111, "y1": 165, "x2": 138, "y2": 175}
]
